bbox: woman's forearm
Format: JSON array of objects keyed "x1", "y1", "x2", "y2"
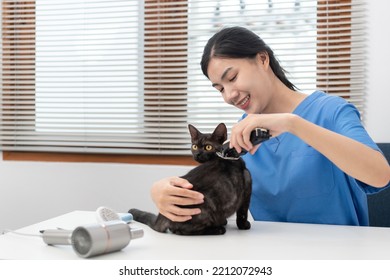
[{"x1": 289, "y1": 115, "x2": 390, "y2": 187}]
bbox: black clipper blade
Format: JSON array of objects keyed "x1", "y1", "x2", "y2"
[{"x1": 217, "y1": 128, "x2": 271, "y2": 160}]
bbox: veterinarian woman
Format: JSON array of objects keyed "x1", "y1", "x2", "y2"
[{"x1": 150, "y1": 26, "x2": 390, "y2": 226}]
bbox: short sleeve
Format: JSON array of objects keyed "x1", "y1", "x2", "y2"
[{"x1": 332, "y1": 101, "x2": 379, "y2": 151}]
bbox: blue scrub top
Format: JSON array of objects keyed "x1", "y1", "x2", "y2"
[{"x1": 242, "y1": 91, "x2": 387, "y2": 226}]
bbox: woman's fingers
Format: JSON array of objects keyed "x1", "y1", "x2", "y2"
[
  {"x1": 161, "y1": 204, "x2": 202, "y2": 222},
  {"x1": 151, "y1": 176, "x2": 204, "y2": 222}
]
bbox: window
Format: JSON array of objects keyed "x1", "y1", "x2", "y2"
[
  {"x1": 35, "y1": 1, "x2": 142, "y2": 135},
  {"x1": 1, "y1": 0, "x2": 365, "y2": 163}
]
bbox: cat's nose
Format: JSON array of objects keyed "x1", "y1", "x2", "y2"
[{"x1": 195, "y1": 154, "x2": 207, "y2": 163}]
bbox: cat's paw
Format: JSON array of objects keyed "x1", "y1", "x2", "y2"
[
  {"x1": 204, "y1": 226, "x2": 226, "y2": 235},
  {"x1": 237, "y1": 220, "x2": 251, "y2": 230},
  {"x1": 216, "y1": 226, "x2": 226, "y2": 235}
]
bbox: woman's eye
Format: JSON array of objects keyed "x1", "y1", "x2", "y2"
[
  {"x1": 192, "y1": 144, "x2": 198, "y2": 150},
  {"x1": 229, "y1": 75, "x2": 237, "y2": 82},
  {"x1": 205, "y1": 145, "x2": 213, "y2": 151}
]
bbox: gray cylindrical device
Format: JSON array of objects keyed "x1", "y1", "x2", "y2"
[
  {"x1": 42, "y1": 220, "x2": 144, "y2": 258},
  {"x1": 72, "y1": 221, "x2": 134, "y2": 258},
  {"x1": 41, "y1": 229, "x2": 73, "y2": 245}
]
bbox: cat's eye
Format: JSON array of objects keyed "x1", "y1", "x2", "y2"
[
  {"x1": 192, "y1": 144, "x2": 198, "y2": 150},
  {"x1": 205, "y1": 145, "x2": 213, "y2": 151}
]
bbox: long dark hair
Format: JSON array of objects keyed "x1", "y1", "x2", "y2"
[{"x1": 201, "y1": 26, "x2": 296, "y2": 91}]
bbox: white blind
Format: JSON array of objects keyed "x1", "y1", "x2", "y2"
[{"x1": 0, "y1": 0, "x2": 366, "y2": 155}]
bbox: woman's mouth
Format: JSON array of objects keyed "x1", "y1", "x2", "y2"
[{"x1": 236, "y1": 95, "x2": 250, "y2": 110}]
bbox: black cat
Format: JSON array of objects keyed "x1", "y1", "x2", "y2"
[{"x1": 129, "y1": 123, "x2": 252, "y2": 235}]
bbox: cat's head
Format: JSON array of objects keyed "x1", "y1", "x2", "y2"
[{"x1": 188, "y1": 123, "x2": 227, "y2": 163}]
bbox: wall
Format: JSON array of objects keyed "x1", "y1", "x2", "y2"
[
  {"x1": 1, "y1": 1, "x2": 389, "y2": 230},
  {"x1": 365, "y1": 1, "x2": 390, "y2": 141},
  {"x1": 0, "y1": 160, "x2": 192, "y2": 230}
]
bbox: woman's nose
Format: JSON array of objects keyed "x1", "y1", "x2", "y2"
[{"x1": 224, "y1": 87, "x2": 239, "y2": 105}]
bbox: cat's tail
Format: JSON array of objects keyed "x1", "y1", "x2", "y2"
[
  {"x1": 128, "y1": 208, "x2": 157, "y2": 226},
  {"x1": 128, "y1": 208, "x2": 169, "y2": 233}
]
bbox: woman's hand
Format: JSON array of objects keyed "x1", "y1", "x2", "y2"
[
  {"x1": 229, "y1": 113, "x2": 294, "y2": 154},
  {"x1": 151, "y1": 177, "x2": 204, "y2": 222}
]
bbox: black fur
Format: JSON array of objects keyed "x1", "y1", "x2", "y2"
[{"x1": 129, "y1": 123, "x2": 252, "y2": 235}]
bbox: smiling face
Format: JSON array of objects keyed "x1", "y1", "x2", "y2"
[{"x1": 207, "y1": 53, "x2": 274, "y2": 114}]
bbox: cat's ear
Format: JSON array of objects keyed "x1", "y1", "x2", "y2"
[
  {"x1": 212, "y1": 123, "x2": 227, "y2": 143},
  {"x1": 188, "y1": 124, "x2": 200, "y2": 142}
]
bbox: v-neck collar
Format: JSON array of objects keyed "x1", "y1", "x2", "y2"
[{"x1": 292, "y1": 90, "x2": 323, "y2": 116}]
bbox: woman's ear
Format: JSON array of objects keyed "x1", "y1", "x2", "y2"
[{"x1": 257, "y1": 52, "x2": 270, "y2": 69}]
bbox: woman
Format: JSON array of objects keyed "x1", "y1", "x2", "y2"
[{"x1": 151, "y1": 26, "x2": 390, "y2": 226}]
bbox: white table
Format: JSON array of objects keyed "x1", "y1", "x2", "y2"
[{"x1": 1, "y1": 210, "x2": 390, "y2": 260}]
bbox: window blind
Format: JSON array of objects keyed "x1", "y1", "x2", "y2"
[{"x1": 0, "y1": 0, "x2": 366, "y2": 155}]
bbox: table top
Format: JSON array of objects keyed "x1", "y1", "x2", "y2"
[{"x1": 1, "y1": 211, "x2": 390, "y2": 260}]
